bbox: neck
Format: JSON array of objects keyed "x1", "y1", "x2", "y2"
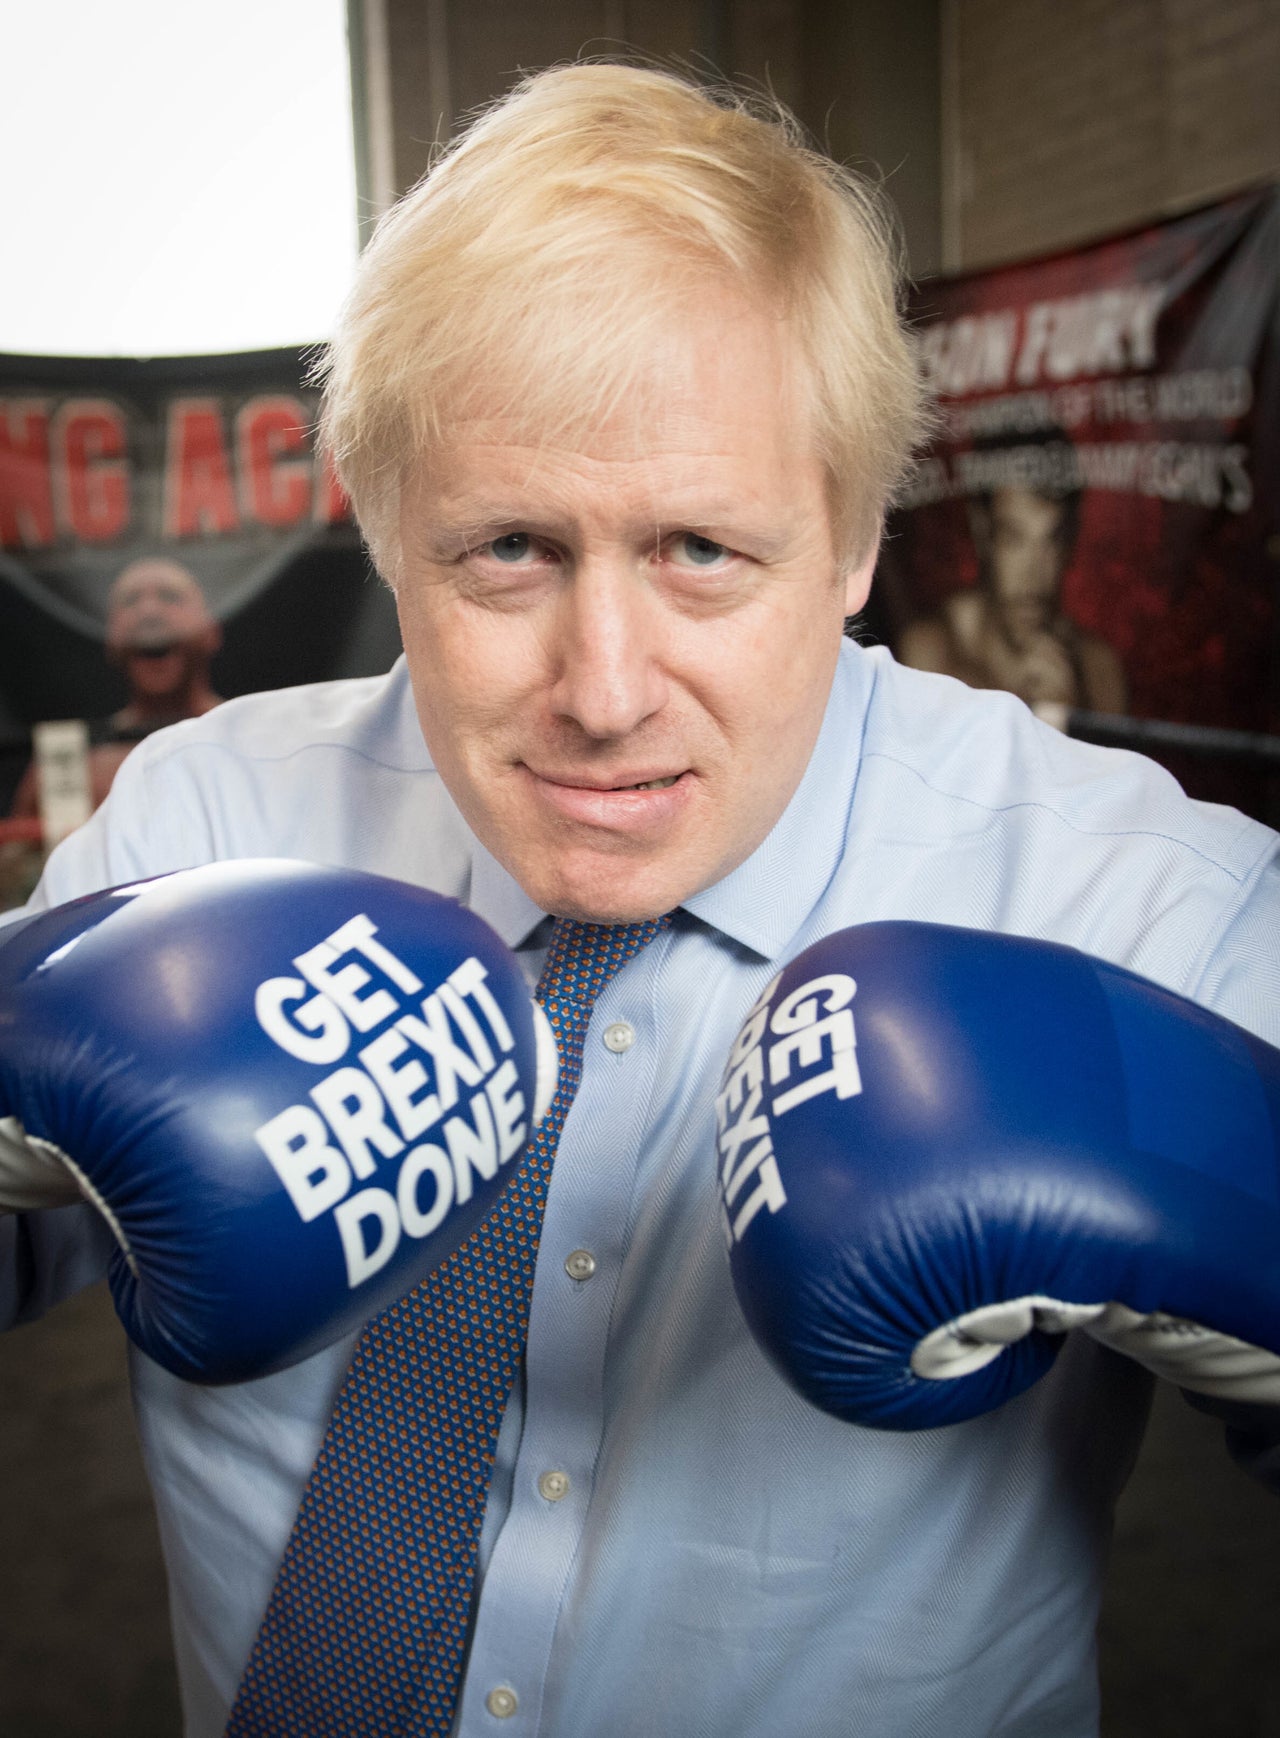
[{"x1": 116, "y1": 677, "x2": 221, "y2": 731}]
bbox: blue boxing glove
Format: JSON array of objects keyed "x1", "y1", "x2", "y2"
[
  {"x1": 716, "y1": 921, "x2": 1280, "y2": 1430},
  {"x1": 0, "y1": 860, "x2": 556, "y2": 1384}
]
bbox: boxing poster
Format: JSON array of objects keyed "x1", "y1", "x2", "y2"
[
  {"x1": 875, "y1": 186, "x2": 1280, "y2": 823},
  {"x1": 0, "y1": 346, "x2": 400, "y2": 813}
]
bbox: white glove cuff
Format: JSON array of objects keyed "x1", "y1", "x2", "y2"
[
  {"x1": 912, "y1": 1295, "x2": 1106, "y2": 1379},
  {"x1": 913, "y1": 1293, "x2": 1280, "y2": 1405},
  {"x1": 1084, "y1": 1302, "x2": 1280, "y2": 1403}
]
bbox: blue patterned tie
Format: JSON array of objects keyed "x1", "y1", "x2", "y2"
[{"x1": 226, "y1": 913, "x2": 672, "y2": 1737}]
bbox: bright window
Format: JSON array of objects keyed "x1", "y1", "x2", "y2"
[{"x1": 0, "y1": 0, "x2": 358, "y2": 356}]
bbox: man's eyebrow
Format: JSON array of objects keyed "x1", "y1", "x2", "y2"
[
  {"x1": 415, "y1": 506, "x2": 533, "y2": 545},
  {"x1": 660, "y1": 514, "x2": 792, "y2": 551},
  {"x1": 427, "y1": 495, "x2": 797, "y2": 543}
]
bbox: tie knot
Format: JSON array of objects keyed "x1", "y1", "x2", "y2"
[{"x1": 537, "y1": 912, "x2": 674, "y2": 1010}]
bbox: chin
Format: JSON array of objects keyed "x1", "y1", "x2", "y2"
[
  {"x1": 524, "y1": 856, "x2": 693, "y2": 925},
  {"x1": 541, "y1": 885, "x2": 679, "y2": 925},
  {"x1": 561, "y1": 898, "x2": 673, "y2": 925}
]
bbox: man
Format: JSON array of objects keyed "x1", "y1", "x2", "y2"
[
  {"x1": 899, "y1": 457, "x2": 1128, "y2": 712},
  {"x1": 2, "y1": 63, "x2": 1278, "y2": 1737},
  {"x1": 102, "y1": 556, "x2": 224, "y2": 738},
  {"x1": 8, "y1": 556, "x2": 223, "y2": 822}
]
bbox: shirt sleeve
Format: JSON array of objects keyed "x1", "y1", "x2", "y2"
[
  {"x1": 29, "y1": 724, "x2": 220, "y2": 913},
  {"x1": 1178, "y1": 844, "x2": 1280, "y2": 1485},
  {"x1": 0, "y1": 1206, "x2": 118, "y2": 1330},
  {"x1": 1, "y1": 729, "x2": 221, "y2": 1328},
  {"x1": 1187, "y1": 848, "x2": 1280, "y2": 1047}
]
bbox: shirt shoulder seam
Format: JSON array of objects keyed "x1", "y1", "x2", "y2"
[
  {"x1": 861, "y1": 745, "x2": 1269, "y2": 889},
  {"x1": 135, "y1": 731, "x2": 435, "y2": 781}
]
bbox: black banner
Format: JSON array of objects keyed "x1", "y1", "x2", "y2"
[
  {"x1": 875, "y1": 187, "x2": 1280, "y2": 823},
  {"x1": 0, "y1": 346, "x2": 400, "y2": 810}
]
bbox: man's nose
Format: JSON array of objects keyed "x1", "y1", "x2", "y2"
[{"x1": 548, "y1": 561, "x2": 668, "y2": 741}]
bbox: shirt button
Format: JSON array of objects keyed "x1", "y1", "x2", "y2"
[
  {"x1": 564, "y1": 1248, "x2": 597, "y2": 1282},
  {"x1": 602, "y1": 1020, "x2": 634, "y2": 1053},
  {"x1": 486, "y1": 1686, "x2": 519, "y2": 1719},
  {"x1": 538, "y1": 1468, "x2": 571, "y2": 1502}
]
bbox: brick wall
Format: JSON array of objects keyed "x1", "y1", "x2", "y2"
[{"x1": 946, "y1": 0, "x2": 1280, "y2": 268}]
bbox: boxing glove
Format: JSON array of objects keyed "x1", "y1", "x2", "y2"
[
  {"x1": 0, "y1": 859, "x2": 557, "y2": 1384},
  {"x1": 716, "y1": 920, "x2": 1280, "y2": 1430}
]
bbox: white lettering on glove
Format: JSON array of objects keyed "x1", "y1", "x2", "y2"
[
  {"x1": 715, "y1": 968, "x2": 864, "y2": 1248},
  {"x1": 252, "y1": 912, "x2": 526, "y2": 1289}
]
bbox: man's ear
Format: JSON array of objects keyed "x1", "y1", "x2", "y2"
[{"x1": 842, "y1": 534, "x2": 880, "y2": 618}]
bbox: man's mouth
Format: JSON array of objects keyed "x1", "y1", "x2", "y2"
[
  {"x1": 534, "y1": 769, "x2": 683, "y2": 792},
  {"x1": 523, "y1": 765, "x2": 691, "y2": 833}
]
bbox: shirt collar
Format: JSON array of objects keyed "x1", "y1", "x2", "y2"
[
  {"x1": 468, "y1": 839, "x2": 550, "y2": 950},
  {"x1": 464, "y1": 640, "x2": 876, "y2": 963},
  {"x1": 681, "y1": 640, "x2": 874, "y2": 961}
]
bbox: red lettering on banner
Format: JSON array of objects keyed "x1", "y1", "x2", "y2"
[
  {"x1": 52, "y1": 399, "x2": 130, "y2": 542},
  {"x1": 0, "y1": 400, "x2": 56, "y2": 549},
  {"x1": 237, "y1": 394, "x2": 311, "y2": 527},
  {"x1": 164, "y1": 399, "x2": 240, "y2": 536}
]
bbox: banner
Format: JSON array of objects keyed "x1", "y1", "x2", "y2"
[
  {"x1": 875, "y1": 187, "x2": 1280, "y2": 822},
  {"x1": 0, "y1": 346, "x2": 400, "y2": 812}
]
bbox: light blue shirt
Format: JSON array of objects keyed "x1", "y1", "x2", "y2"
[{"x1": 4, "y1": 642, "x2": 1279, "y2": 1738}]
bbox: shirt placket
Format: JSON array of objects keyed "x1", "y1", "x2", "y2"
[{"x1": 453, "y1": 955, "x2": 662, "y2": 1735}]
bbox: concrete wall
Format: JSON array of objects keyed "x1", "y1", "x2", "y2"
[
  {"x1": 349, "y1": 0, "x2": 1278, "y2": 281},
  {"x1": 347, "y1": 0, "x2": 943, "y2": 275},
  {"x1": 943, "y1": 0, "x2": 1280, "y2": 269}
]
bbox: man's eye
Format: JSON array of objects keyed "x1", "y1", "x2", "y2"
[
  {"x1": 672, "y1": 533, "x2": 730, "y2": 568},
  {"x1": 487, "y1": 533, "x2": 534, "y2": 563}
]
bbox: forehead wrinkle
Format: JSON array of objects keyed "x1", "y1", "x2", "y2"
[{"x1": 422, "y1": 438, "x2": 810, "y2": 546}]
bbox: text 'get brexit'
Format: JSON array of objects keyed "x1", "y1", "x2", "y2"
[{"x1": 251, "y1": 912, "x2": 528, "y2": 1288}]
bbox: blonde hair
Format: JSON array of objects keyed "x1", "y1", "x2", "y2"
[{"x1": 318, "y1": 62, "x2": 928, "y2": 575}]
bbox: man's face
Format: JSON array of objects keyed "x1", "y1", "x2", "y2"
[
  {"x1": 983, "y1": 488, "x2": 1070, "y2": 647},
  {"x1": 394, "y1": 290, "x2": 873, "y2": 921},
  {"x1": 106, "y1": 560, "x2": 218, "y2": 696}
]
